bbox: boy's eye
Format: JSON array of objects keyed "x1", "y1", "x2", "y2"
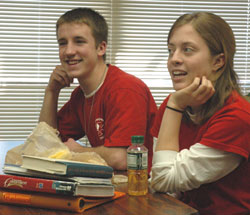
[
  {"x1": 58, "y1": 42, "x2": 66, "y2": 46},
  {"x1": 76, "y1": 40, "x2": 86, "y2": 44},
  {"x1": 58, "y1": 40, "x2": 67, "y2": 46}
]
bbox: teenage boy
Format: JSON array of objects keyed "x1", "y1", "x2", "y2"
[{"x1": 39, "y1": 8, "x2": 157, "y2": 170}]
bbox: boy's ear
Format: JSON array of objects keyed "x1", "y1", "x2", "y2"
[
  {"x1": 212, "y1": 53, "x2": 225, "y2": 80},
  {"x1": 97, "y1": 41, "x2": 107, "y2": 57}
]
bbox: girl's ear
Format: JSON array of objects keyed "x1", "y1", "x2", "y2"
[
  {"x1": 212, "y1": 53, "x2": 225, "y2": 80},
  {"x1": 97, "y1": 41, "x2": 107, "y2": 57}
]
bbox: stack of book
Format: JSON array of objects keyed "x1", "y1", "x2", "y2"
[{"x1": 0, "y1": 155, "x2": 125, "y2": 212}]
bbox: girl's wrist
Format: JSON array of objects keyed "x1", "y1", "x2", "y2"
[
  {"x1": 167, "y1": 96, "x2": 186, "y2": 111},
  {"x1": 166, "y1": 105, "x2": 184, "y2": 114}
]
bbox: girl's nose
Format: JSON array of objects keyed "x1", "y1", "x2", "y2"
[{"x1": 169, "y1": 50, "x2": 183, "y2": 66}]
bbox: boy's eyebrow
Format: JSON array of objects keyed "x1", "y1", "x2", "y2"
[
  {"x1": 57, "y1": 36, "x2": 87, "y2": 42},
  {"x1": 74, "y1": 36, "x2": 86, "y2": 40}
]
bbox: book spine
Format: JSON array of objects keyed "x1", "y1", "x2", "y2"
[
  {"x1": 0, "y1": 175, "x2": 76, "y2": 195},
  {"x1": 65, "y1": 163, "x2": 113, "y2": 178},
  {"x1": 0, "y1": 189, "x2": 85, "y2": 212}
]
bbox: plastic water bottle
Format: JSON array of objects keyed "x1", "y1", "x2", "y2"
[{"x1": 127, "y1": 135, "x2": 148, "y2": 196}]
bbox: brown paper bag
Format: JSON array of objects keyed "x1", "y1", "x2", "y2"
[{"x1": 4, "y1": 122, "x2": 107, "y2": 166}]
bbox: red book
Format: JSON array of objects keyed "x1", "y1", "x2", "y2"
[
  {"x1": 0, "y1": 174, "x2": 115, "y2": 197},
  {"x1": 0, "y1": 174, "x2": 76, "y2": 195}
]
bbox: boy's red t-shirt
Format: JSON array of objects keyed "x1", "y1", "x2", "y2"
[{"x1": 57, "y1": 65, "x2": 157, "y2": 171}]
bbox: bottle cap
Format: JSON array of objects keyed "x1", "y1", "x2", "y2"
[{"x1": 131, "y1": 135, "x2": 144, "y2": 144}]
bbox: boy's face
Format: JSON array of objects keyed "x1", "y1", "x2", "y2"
[{"x1": 57, "y1": 22, "x2": 104, "y2": 79}]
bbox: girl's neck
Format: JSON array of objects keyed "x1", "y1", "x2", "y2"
[{"x1": 186, "y1": 106, "x2": 202, "y2": 124}]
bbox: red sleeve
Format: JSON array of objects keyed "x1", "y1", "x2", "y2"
[{"x1": 201, "y1": 108, "x2": 250, "y2": 159}]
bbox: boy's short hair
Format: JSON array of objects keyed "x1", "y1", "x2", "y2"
[{"x1": 56, "y1": 8, "x2": 108, "y2": 60}]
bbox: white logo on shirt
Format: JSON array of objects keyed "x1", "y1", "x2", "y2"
[{"x1": 95, "y1": 118, "x2": 104, "y2": 140}]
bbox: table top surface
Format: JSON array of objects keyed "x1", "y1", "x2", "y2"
[{"x1": 0, "y1": 141, "x2": 199, "y2": 215}]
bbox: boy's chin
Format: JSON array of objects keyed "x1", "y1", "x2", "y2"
[{"x1": 67, "y1": 70, "x2": 79, "y2": 78}]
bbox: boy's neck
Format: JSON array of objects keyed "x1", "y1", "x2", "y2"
[{"x1": 79, "y1": 63, "x2": 108, "y2": 97}]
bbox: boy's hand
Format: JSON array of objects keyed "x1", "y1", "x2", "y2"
[
  {"x1": 168, "y1": 76, "x2": 215, "y2": 110},
  {"x1": 47, "y1": 65, "x2": 73, "y2": 92}
]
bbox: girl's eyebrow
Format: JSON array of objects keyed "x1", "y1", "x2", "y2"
[
  {"x1": 168, "y1": 41, "x2": 197, "y2": 50},
  {"x1": 167, "y1": 43, "x2": 175, "y2": 48},
  {"x1": 168, "y1": 41, "x2": 194, "y2": 45},
  {"x1": 182, "y1": 42, "x2": 195, "y2": 46}
]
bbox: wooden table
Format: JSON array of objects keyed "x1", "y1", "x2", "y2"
[{"x1": 0, "y1": 141, "x2": 199, "y2": 215}]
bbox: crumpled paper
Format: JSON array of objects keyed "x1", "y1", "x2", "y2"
[{"x1": 4, "y1": 122, "x2": 107, "y2": 166}]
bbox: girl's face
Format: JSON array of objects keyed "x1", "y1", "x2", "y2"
[{"x1": 167, "y1": 24, "x2": 220, "y2": 91}]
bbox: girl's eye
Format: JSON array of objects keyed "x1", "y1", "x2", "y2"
[
  {"x1": 168, "y1": 48, "x2": 174, "y2": 55},
  {"x1": 184, "y1": 47, "x2": 192, "y2": 52}
]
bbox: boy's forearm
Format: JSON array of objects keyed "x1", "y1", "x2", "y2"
[
  {"x1": 77, "y1": 146, "x2": 127, "y2": 170},
  {"x1": 92, "y1": 146, "x2": 127, "y2": 170},
  {"x1": 64, "y1": 139, "x2": 127, "y2": 170},
  {"x1": 39, "y1": 89, "x2": 60, "y2": 129}
]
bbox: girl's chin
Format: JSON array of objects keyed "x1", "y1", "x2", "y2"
[
  {"x1": 173, "y1": 85, "x2": 188, "y2": 91},
  {"x1": 173, "y1": 81, "x2": 192, "y2": 91}
]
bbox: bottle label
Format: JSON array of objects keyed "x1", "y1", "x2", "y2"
[{"x1": 127, "y1": 152, "x2": 148, "y2": 170}]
